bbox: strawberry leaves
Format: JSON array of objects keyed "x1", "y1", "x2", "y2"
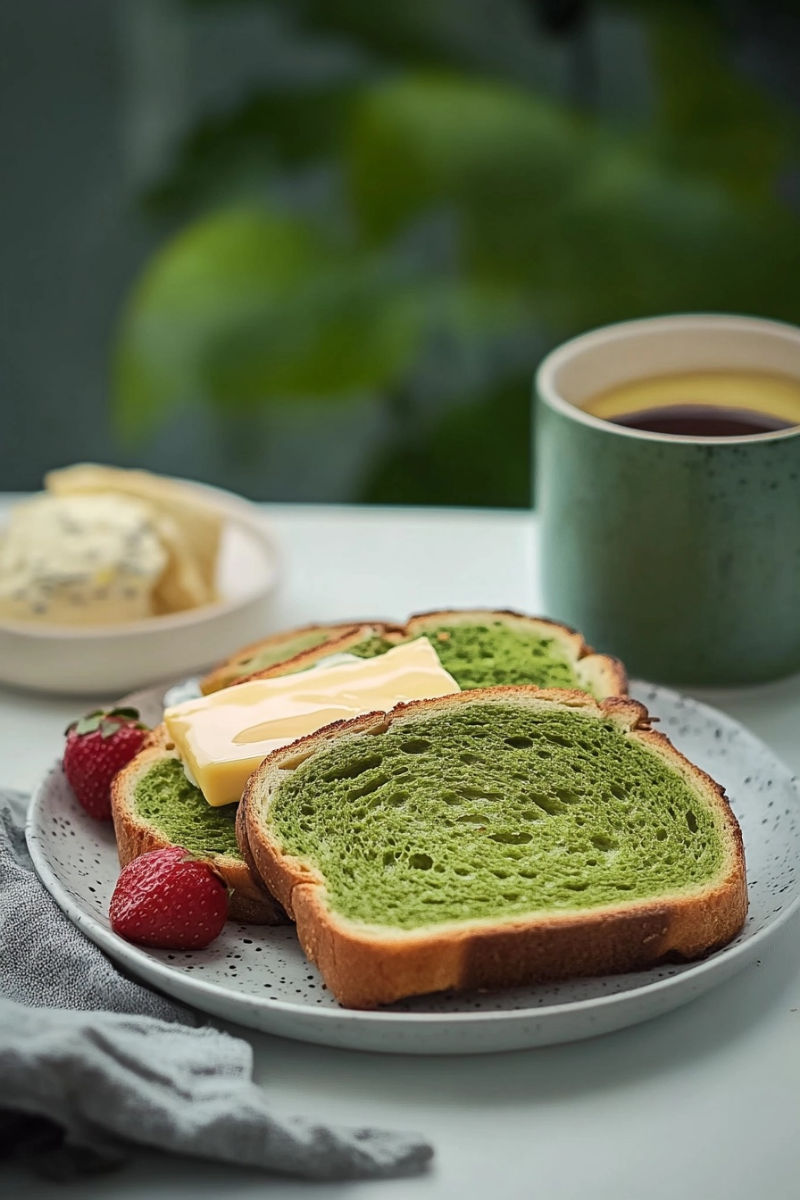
[{"x1": 66, "y1": 707, "x2": 147, "y2": 738}]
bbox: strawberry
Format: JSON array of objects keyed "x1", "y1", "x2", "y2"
[
  {"x1": 63, "y1": 707, "x2": 148, "y2": 820},
  {"x1": 109, "y1": 846, "x2": 228, "y2": 950}
]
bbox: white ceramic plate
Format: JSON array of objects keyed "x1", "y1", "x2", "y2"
[
  {"x1": 0, "y1": 480, "x2": 280, "y2": 695},
  {"x1": 27, "y1": 682, "x2": 800, "y2": 1054}
]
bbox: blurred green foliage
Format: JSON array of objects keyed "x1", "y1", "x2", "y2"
[
  {"x1": 118, "y1": 207, "x2": 509, "y2": 434},
  {"x1": 114, "y1": 0, "x2": 800, "y2": 505}
]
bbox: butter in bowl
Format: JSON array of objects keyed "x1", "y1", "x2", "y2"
[{"x1": 0, "y1": 464, "x2": 279, "y2": 695}]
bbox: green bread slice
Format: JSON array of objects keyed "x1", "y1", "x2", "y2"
[
  {"x1": 239, "y1": 689, "x2": 746, "y2": 1008},
  {"x1": 404, "y1": 609, "x2": 626, "y2": 697},
  {"x1": 205, "y1": 609, "x2": 627, "y2": 699},
  {"x1": 111, "y1": 732, "x2": 286, "y2": 924}
]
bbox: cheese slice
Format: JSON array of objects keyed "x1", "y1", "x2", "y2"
[{"x1": 164, "y1": 638, "x2": 460, "y2": 806}]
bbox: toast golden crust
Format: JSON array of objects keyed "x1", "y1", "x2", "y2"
[
  {"x1": 111, "y1": 730, "x2": 287, "y2": 925},
  {"x1": 239, "y1": 688, "x2": 746, "y2": 1008}
]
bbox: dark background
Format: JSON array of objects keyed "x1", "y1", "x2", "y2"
[{"x1": 2, "y1": 0, "x2": 800, "y2": 506}]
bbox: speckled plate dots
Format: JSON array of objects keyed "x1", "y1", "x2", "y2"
[{"x1": 26, "y1": 682, "x2": 800, "y2": 1055}]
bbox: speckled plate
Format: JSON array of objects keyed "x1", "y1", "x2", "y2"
[{"x1": 26, "y1": 682, "x2": 800, "y2": 1055}]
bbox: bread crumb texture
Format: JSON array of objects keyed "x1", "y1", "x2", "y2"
[
  {"x1": 134, "y1": 759, "x2": 241, "y2": 859},
  {"x1": 349, "y1": 634, "x2": 402, "y2": 660},
  {"x1": 353, "y1": 621, "x2": 580, "y2": 691},
  {"x1": 270, "y1": 703, "x2": 725, "y2": 928}
]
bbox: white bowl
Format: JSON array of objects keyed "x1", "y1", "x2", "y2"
[{"x1": 0, "y1": 480, "x2": 280, "y2": 696}]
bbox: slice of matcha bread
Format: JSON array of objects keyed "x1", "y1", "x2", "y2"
[
  {"x1": 111, "y1": 728, "x2": 286, "y2": 924},
  {"x1": 201, "y1": 622, "x2": 404, "y2": 693},
  {"x1": 238, "y1": 689, "x2": 746, "y2": 1007},
  {"x1": 205, "y1": 610, "x2": 626, "y2": 699},
  {"x1": 405, "y1": 610, "x2": 626, "y2": 698}
]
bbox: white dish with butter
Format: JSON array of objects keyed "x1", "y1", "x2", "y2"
[
  {"x1": 0, "y1": 479, "x2": 279, "y2": 696},
  {"x1": 0, "y1": 492, "x2": 169, "y2": 625}
]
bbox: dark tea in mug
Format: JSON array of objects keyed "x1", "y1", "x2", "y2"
[{"x1": 584, "y1": 369, "x2": 800, "y2": 437}]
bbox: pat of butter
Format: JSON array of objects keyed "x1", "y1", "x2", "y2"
[{"x1": 164, "y1": 638, "x2": 459, "y2": 806}]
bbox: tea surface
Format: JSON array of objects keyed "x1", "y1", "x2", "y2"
[
  {"x1": 609, "y1": 404, "x2": 792, "y2": 436},
  {"x1": 584, "y1": 370, "x2": 800, "y2": 437}
]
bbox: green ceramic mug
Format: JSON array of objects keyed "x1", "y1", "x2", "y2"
[{"x1": 535, "y1": 314, "x2": 800, "y2": 686}]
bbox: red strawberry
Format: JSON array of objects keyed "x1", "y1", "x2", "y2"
[
  {"x1": 63, "y1": 707, "x2": 148, "y2": 820},
  {"x1": 109, "y1": 846, "x2": 228, "y2": 950}
]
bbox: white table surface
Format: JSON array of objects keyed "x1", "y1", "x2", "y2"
[{"x1": 2, "y1": 501, "x2": 800, "y2": 1200}]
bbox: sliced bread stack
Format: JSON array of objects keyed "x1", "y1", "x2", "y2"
[
  {"x1": 112, "y1": 610, "x2": 629, "y2": 928},
  {"x1": 111, "y1": 612, "x2": 656, "y2": 945}
]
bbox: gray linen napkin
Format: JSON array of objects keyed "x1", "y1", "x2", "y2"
[{"x1": 0, "y1": 790, "x2": 433, "y2": 1181}]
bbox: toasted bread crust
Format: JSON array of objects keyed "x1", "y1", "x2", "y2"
[
  {"x1": 111, "y1": 729, "x2": 287, "y2": 925},
  {"x1": 239, "y1": 688, "x2": 746, "y2": 1007}
]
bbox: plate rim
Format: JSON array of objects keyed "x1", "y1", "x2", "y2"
[{"x1": 25, "y1": 679, "x2": 800, "y2": 1031}]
